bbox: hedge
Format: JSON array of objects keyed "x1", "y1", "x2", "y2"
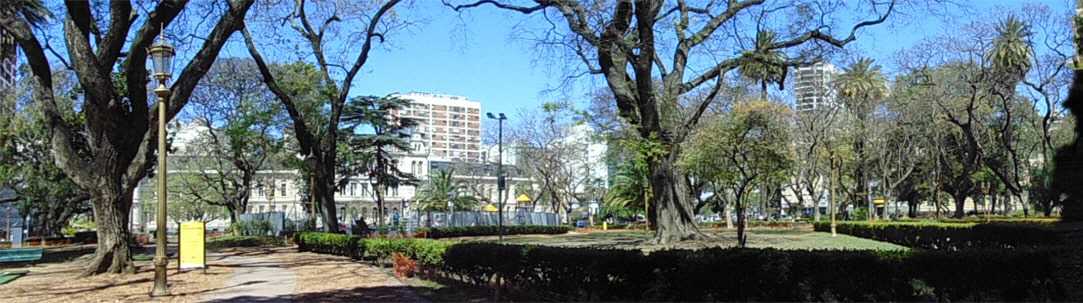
[
  {"x1": 441, "y1": 243, "x2": 1083, "y2": 301},
  {"x1": 813, "y1": 221, "x2": 1067, "y2": 250},
  {"x1": 207, "y1": 236, "x2": 285, "y2": 250},
  {"x1": 417, "y1": 225, "x2": 571, "y2": 238},
  {"x1": 295, "y1": 232, "x2": 451, "y2": 266}
]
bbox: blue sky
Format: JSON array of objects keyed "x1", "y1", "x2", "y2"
[{"x1": 220, "y1": 0, "x2": 1073, "y2": 120}]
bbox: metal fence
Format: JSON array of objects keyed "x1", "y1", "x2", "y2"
[
  {"x1": 410, "y1": 210, "x2": 560, "y2": 229},
  {"x1": 239, "y1": 212, "x2": 286, "y2": 236}
]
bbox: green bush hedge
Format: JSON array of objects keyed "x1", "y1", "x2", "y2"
[
  {"x1": 297, "y1": 232, "x2": 364, "y2": 259},
  {"x1": 207, "y1": 236, "x2": 284, "y2": 250},
  {"x1": 295, "y1": 232, "x2": 451, "y2": 266},
  {"x1": 441, "y1": 243, "x2": 1083, "y2": 301},
  {"x1": 417, "y1": 225, "x2": 571, "y2": 238},
  {"x1": 813, "y1": 221, "x2": 1066, "y2": 250}
]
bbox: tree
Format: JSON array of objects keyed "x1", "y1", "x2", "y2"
[
  {"x1": 174, "y1": 58, "x2": 285, "y2": 224},
  {"x1": 241, "y1": 0, "x2": 406, "y2": 232},
  {"x1": 511, "y1": 102, "x2": 598, "y2": 223},
  {"x1": 603, "y1": 157, "x2": 651, "y2": 224},
  {"x1": 1055, "y1": 0, "x2": 1083, "y2": 220},
  {"x1": 446, "y1": 0, "x2": 895, "y2": 243},
  {"x1": 681, "y1": 100, "x2": 792, "y2": 247},
  {"x1": 787, "y1": 92, "x2": 843, "y2": 222},
  {"x1": 340, "y1": 95, "x2": 418, "y2": 228},
  {"x1": 0, "y1": 71, "x2": 90, "y2": 238},
  {"x1": 738, "y1": 30, "x2": 786, "y2": 100},
  {"x1": 1, "y1": 0, "x2": 255, "y2": 274},
  {"x1": 983, "y1": 16, "x2": 1035, "y2": 217},
  {"x1": 1018, "y1": 4, "x2": 1073, "y2": 217},
  {"x1": 834, "y1": 58, "x2": 888, "y2": 220},
  {"x1": 415, "y1": 169, "x2": 479, "y2": 212}
]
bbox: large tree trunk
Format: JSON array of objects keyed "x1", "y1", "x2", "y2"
[
  {"x1": 83, "y1": 189, "x2": 135, "y2": 276},
  {"x1": 315, "y1": 160, "x2": 340, "y2": 232},
  {"x1": 735, "y1": 191, "x2": 748, "y2": 248},
  {"x1": 952, "y1": 192, "x2": 967, "y2": 218},
  {"x1": 650, "y1": 156, "x2": 704, "y2": 243}
]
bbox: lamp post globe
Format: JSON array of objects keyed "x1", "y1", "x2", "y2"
[
  {"x1": 149, "y1": 32, "x2": 175, "y2": 297},
  {"x1": 149, "y1": 38, "x2": 175, "y2": 82}
]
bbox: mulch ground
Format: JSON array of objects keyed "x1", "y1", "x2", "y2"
[{"x1": 0, "y1": 250, "x2": 233, "y2": 302}]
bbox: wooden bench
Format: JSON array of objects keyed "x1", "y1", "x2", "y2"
[{"x1": 0, "y1": 248, "x2": 44, "y2": 263}]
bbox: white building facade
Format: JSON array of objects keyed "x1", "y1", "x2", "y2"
[
  {"x1": 793, "y1": 62, "x2": 839, "y2": 112},
  {"x1": 132, "y1": 94, "x2": 529, "y2": 232}
]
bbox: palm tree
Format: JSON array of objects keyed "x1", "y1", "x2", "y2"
[
  {"x1": 738, "y1": 30, "x2": 786, "y2": 100},
  {"x1": 603, "y1": 162, "x2": 650, "y2": 224},
  {"x1": 834, "y1": 58, "x2": 887, "y2": 221},
  {"x1": 414, "y1": 169, "x2": 478, "y2": 212},
  {"x1": 989, "y1": 16, "x2": 1033, "y2": 82}
]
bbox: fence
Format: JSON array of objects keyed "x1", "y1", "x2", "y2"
[
  {"x1": 238, "y1": 212, "x2": 286, "y2": 236},
  {"x1": 410, "y1": 210, "x2": 560, "y2": 229}
]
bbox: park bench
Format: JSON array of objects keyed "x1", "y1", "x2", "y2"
[{"x1": 0, "y1": 247, "x2": 44, "y2": 263}]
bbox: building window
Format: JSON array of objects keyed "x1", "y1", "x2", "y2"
[{"x1": 280, "y1": 183, "x2": 287, "y2": 196}]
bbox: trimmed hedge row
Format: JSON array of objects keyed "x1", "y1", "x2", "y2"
[
  {"x1": 295, "y1": 232, "x2": 451, "y2": 266},
  {"x1": 297, "y1": 232, "x2": 363, "y2": 258},
  {"x1": 813, "y1": 221, "x2": 1067, "y2": 250},
  {"x1": 417, "y1": 225, "x2": 571, "y2": 238},
  {"x1": 207, "y1": 236, "x2": 285, "y2": 250},
  {"x1": 441, "y1": 243, "x2": 1083, "y2": 301}
]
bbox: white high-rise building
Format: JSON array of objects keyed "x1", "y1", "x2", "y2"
[
  {"x1": 0, "y1": 25, "x2": 16, "y2": 90},
  {"x1": 394, "y1": 92, "x2": 482, "y2": 162},
  {"x1": 793, "y1": 62, "x2": 839, "y2": 112}
]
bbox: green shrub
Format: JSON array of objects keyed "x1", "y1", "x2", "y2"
[
  {"x1": 441, "y1": 243, "x2": 1081, "y2": 301},
  {"x1": 296, "y1": 232, "x2": 451, "y2": 266},
  {"x1": 363, "y1": 238, "x2": 451, "y2": 266},
  {"x1": 207, "y1": 236, "x2": 284, "y2": 250},
  {"x1": 813, "y1": 221, "x2": 1067, "y2": 250},
  {"x1": 417, "y1": 225, "x2": 570, "y2": 238},
  {"x1": 296, "y1": 232, "x2": 364, "y2": 259}
]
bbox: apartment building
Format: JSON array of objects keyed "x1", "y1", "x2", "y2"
[
  {"x1": 0, "y1": 25, "x2": 16, "y2": 90},
  {"x1": 793, "y1": 62, "x2": 839, "y2": 112},
  {"x1": 394, "y1": 92, "x2": 482, "y2": 162}
]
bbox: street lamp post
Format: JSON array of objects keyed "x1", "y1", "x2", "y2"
[
  {"x1": 486, "y1": 112, "x2": 507, "y2": 241},
  {"x1": 149, "y1": 32, "x2": 175, "y2": 297}
]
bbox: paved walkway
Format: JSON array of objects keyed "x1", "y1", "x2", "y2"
[{"x1": 202, "y1": 253, "x2": 297, "y2": 302}]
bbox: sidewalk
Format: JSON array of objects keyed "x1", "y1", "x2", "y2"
[{"x1": 202, "y1": 252, "x2": 297, "y2": 302}]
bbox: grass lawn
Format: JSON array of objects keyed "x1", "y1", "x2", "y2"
[{"x1": 478, "y1": 228, "x2": 907, "y2": 251}]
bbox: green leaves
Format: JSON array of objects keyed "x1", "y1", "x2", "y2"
[
  {"x1": 835, "y1": 58, "x2": 887, "y2": 110},
  {"x1": 415, "y1": 169, "x2": 479, "y2": 211},
  {"x1": 681, "y1": 100, "x2": 792, "y2": 192},
  {"x1": 989, "y1": 16, "x2": 1033, "y2": 78}
]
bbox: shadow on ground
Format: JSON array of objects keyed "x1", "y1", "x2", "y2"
[{"x1": 202, "y1": 285, "x2": 434, "y2": 303}]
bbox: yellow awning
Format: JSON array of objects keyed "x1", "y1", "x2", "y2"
[
  {"x1": 516, "y1": 194, "x2": 532, "y2": 203},
  {"x1": 482, "y1": 204, "x2": 499, "y2": 212}
]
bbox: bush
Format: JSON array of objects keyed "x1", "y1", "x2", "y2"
[
  {"x1": 417, "y1": 225, "x2": 571, "y2": 238},
  {"x1": 441, "y1": 243, "x2": 1082, "y2": 301},
  {"x1": 296, "y1": 232, "x2": 364, "y2": 259},
  {"x1": 207, "y1": 236, "x2": 284, "y2": 250},
  {"x1": 813, "y1": 221, "x2": 1067, "y2": 250},
  {"x1": 393, "y1": 252, "x2": 418, "y2": 278},
  {"x1": 295, "y1": 232, "x2": 451, "y2": 266}
]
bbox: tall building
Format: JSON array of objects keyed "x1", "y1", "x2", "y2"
[
  {"x1": 793, "y1": 62, "x2": 838, "y2": 112},
  {"x1": 0, "y1": 25, "x2": 16, "y2": 89},
  {"x1": 394, "y1": 92, "x2": 482, "y2": 162}
]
